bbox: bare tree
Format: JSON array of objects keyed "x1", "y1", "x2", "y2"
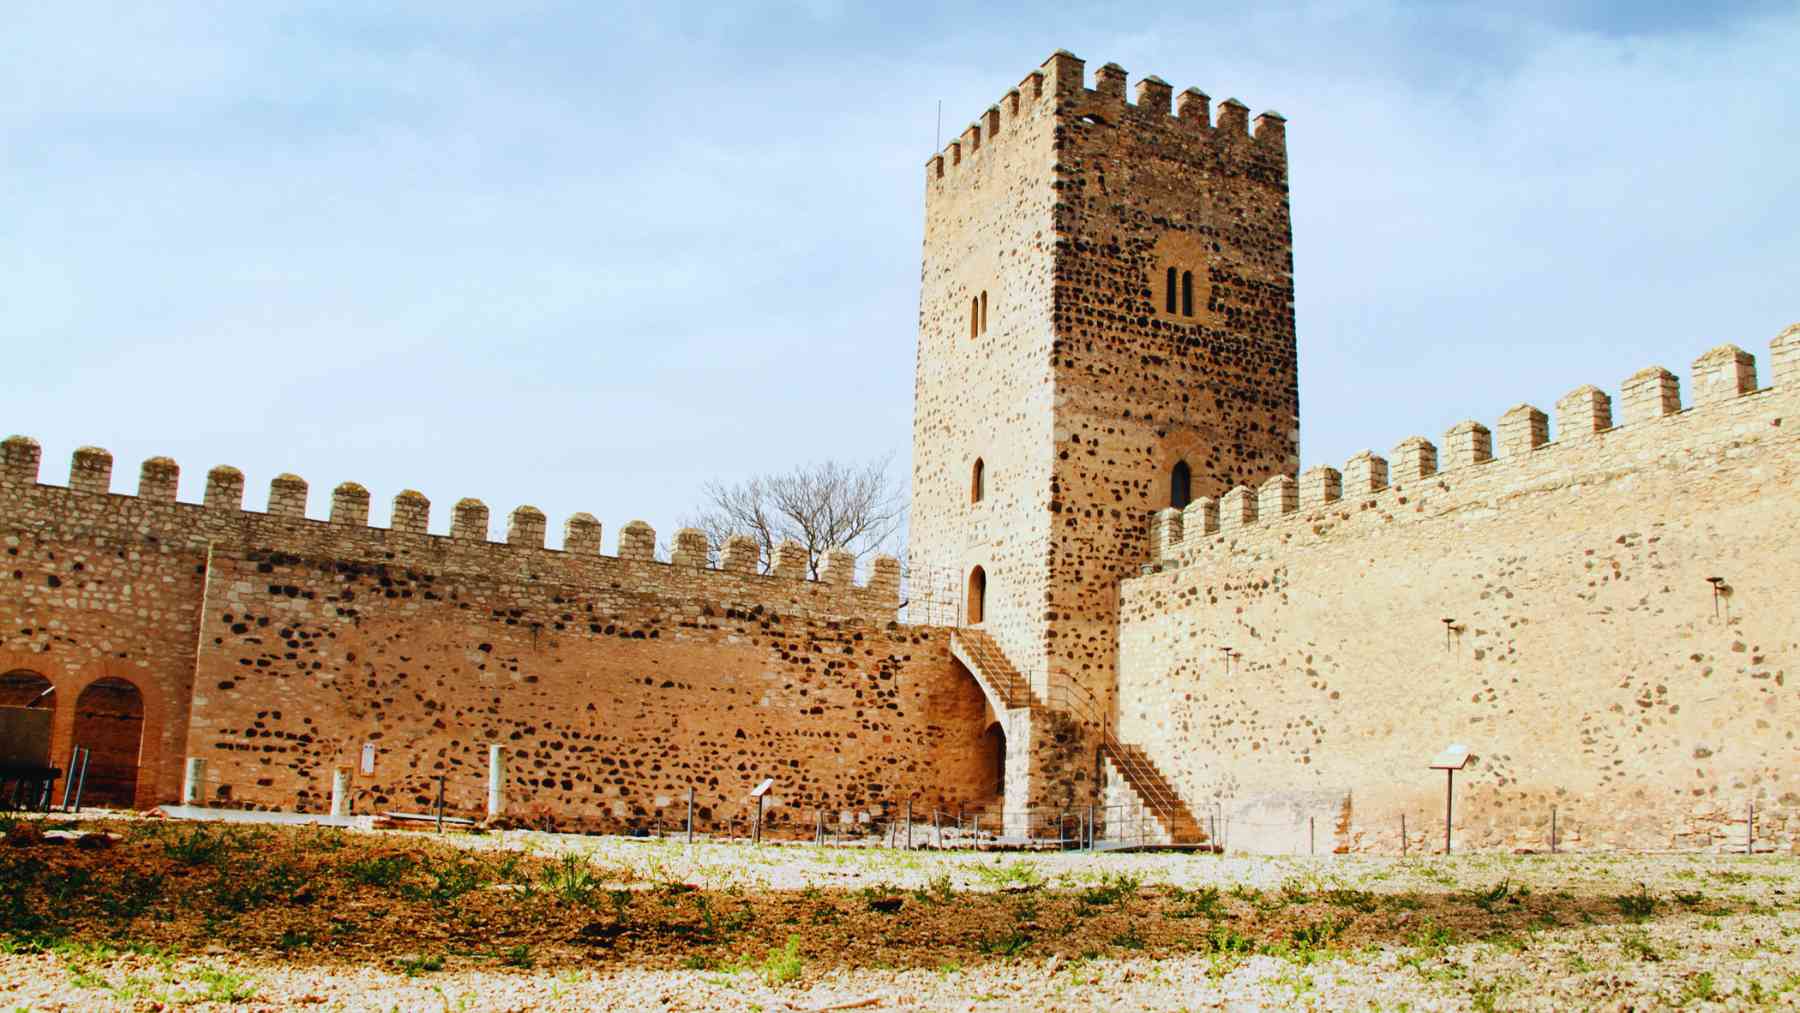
[{"x1": 681, "y1": 455, "x2": 906, "y2": 579}]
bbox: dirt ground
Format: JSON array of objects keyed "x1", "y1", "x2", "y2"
[{"x1": 2, "y1": 813, "x2": 1798, "y2": 1010}]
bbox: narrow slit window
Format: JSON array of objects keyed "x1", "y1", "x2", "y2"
[
  {"x1": 967, "y1": 566, "x2": 987, "y2": 625},
  {"x1": 1165, "y1": 268, "x2": 1177, "y2": 313},
  {"x1": 1181, "y1": 271, "x2": 1194, "y2": 316},
  {"x1": 971, "y1": 458, "x2": 985, "y2": 503},
  {"x1": 970, "y1": 297, "x2": 979, "y2": 339},
  {"x1": 1171, "y1": 460, "x2": 1192, "y2": 509},
  {"x1": 980, "y1": 290, "x2": 989, "y2": 334}
]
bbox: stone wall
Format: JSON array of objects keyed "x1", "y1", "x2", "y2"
[
  {"x1": 1118, "y1": 328, "x2": 1800, "y2": 853},
  {"x1": 0, "y1": 442, "x2": 992, "y2": 824}
]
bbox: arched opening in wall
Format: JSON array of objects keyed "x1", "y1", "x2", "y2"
[
  {"x1": 0, "y1": 670, "x2": 54, "y2": 709},
  {"x1": 1181, "y1": 271, "x2": 1194, "y2": 316},
  {"x1": 1171, "y1": 460, "x2": 1192, "y2": 509},
  {"x1": 1165, "y1": 267, "x2": 1177, "y2": 313},
  {"x1": 980, "y1": 290, "x2": 989, "y2": 334},
  {"x1": 969, "y1": 297, "x2": 979, "y2": 339},
  {"x1": 0, "y1": 671, "x2": 56, "y2": 770},
  {"x1": 970, "y1": 458, "x2": 985, "y2": 504},
  {"x1": 72, "y1": 677, "x2": 144, "y2": 808},
  {"x1": 980, "y1": 721, "x2": 1006, "y2": 798},
  {"x1": 966, "y1": 566, "x2": 987, "y2": 625}
]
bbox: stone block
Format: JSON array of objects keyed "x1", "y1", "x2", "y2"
[
  {"x1": 1691, "y1": 344, "x2": 1757, "y2": 405},
  {"x1": 1621, "y1": 366, "x2": 1680, "y2": 422},
  {"x1": 330, "y1": 482, "x2": 370, "y2": 526},
  {"x1": 1555, "y1": 385, "x2": 1612, "y2": 438},
  {"x1": 1497, "y1": 404, "x2": 1549, "y2": 458},
  {"x1": 1300, "y1": 466, "x2": 1341, "y2": 507},
  {"x1": 137, "y1": 457, "x2": 179, "y2": 501},
  {"x1": 1443, "y1": 421, "x2": 1493, "y2": 468}
]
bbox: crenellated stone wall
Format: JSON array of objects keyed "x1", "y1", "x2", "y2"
[
  {"x1": 1119, "y1": 328, "x2": 1800, "y2": 853},
  {"x1": 0, "y1": 443, "x2": 991, "y2": 823}
]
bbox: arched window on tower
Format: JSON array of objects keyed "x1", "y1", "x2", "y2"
[
  {"x1": 1165, "y1": 267, "x2": 1177, "y2": 313},
  {"x1": 970, "y1": 297, "x2": 979, "y2": 339},
  {"x1": 967, "y1": 566, "x2": 987, "y2": 625},
  {"x1": 1171, "y1": 460, "x2": 1192, "y2": 509},
  {"x1": 980, "y1": 291, "x2": 989, "y2": 334},
  {"x1": 1181, "y1": 271, "x2": 1194, "y2": 316},
  {"x1": 970, "y1": 458, "x2": 985, "y2": 504}
]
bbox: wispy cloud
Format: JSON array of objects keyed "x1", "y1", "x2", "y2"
[{"x1": 2, "y1": 2, "x2": 1795, "y2": 545}]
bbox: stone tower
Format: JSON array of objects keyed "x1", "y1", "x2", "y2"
[{"x1": 910, "y1": 51, "x2": 1298, "y2": 810}]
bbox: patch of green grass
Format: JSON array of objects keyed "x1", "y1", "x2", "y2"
[
  {"x1": 162, "y1": 826, "x2": 229, "y2": 867},
  {"x1": 396, "y1": 952, "x2": 447, "y2": 976},
  {"x1": 192, "y1": 966, "x2": 257, "y2": 1004},
  {"x1": 975, "y1": 928, "x2": 1032, "y2": 958},
  {"x1": 1680, "y1": 971, "x2": 1716, "y2": 1004},
  {"x1": 1616, "y1": 885, "x2": 1658, "y2": 921},
  {"x1": 1079, "y1": 872, "x2": 1142, "y2": 909},
  {"x1": 1465, "y1": 880, "x2": 1516, "y2": 913},
  {"x1": 501, "y1": 944, "x2": 534, "y2": 969},
  {"x1": 759, "y1": 935, "x2": 804, "y2": 986},
  {"x1": 973, "y1": 861, "x2": 1044, "y2": 891},
  {"x1": 344, "y1": 854, "x2": 415, "y2": 890},
  {"x1": 1618, "y1": 929, "x2": 1662, "y2": 962},
  {"x1": 535, "y1": 852, "x2": 603, "y2": 906},
  {"x1": 1110, "y1": 925, "x2": 1146, "y2": 950},
  {"x1": 1168, "y1": 885, "x2": 1223, "y2": 919}
]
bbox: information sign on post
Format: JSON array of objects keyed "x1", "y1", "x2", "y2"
[{"x1": 1429, "y1": 744, "x2": 1471, "y2": 854}]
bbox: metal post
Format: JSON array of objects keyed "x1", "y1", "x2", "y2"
[
  {"x1": 1748, "y1": 800, "x2": 1755, "y2": 856},
  {"x1": 816, "y1": 809, "x2": 825, "y2": 846},
  {"x1": 70, "y1": 748, "x2": 90, "y2": 812},
  {"x1": 905, "y1": 800, "x2": 913, "y2": 850},
  {"x1": 1444, "y1": 769, "x2": 1454, "y2": 855},
  {"x1": 1401, "y1": 813, "x2": 1407, "y2": 857},
  {"x1": 753, "y1": 794, "x2": 764, "y2": 846},
  {"x1": 434, "y1": 775, "x2": 446, "y2": 833},
  {"x1": 933, "y1": 810, "x2": 940, "y2": 849},
  {"x1": 59, "y1": 745, "x2": 79, "y2": 811},
  {"x1": 1087, "y1": 804, "x2": 1096, "y2": 850},
  {"x1": 1310, "y1": 816, "x2": 1316, "y2": 856},
  {"x1": 1550, "y1": 806, "x2": 1557, "y2": 854},
  {"x1": 687, "y1": 788, "x2": 695, "y2": 844}
]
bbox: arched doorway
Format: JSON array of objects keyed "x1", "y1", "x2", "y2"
[
  {"x1": 72, "y1": 677, "x2": 145, "y2": 808},
  {"x1": 0, "y1": 670, "x2": 54, "y2": 709},
  {"x1": 966, "y1": 566, "x2": 987, "y2": 625},
  {"x1": 980, "y1": 721, "x2": 1006, "y2": 798},
  {"x1": 0, "y1": 670, "x2": 56, "y2": 770}
]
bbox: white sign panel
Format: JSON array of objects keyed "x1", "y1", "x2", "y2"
[{"x1": 361, "y1": 742, "x2": 376, "y2": 775}]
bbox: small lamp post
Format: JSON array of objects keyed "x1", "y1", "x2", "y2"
[
  {"x1": 1705, "y1": 576, "x2": 1725, "y2": 618},
  {"x1": 1429, "y1": 744, "x2": 1471, "y2": 854}
]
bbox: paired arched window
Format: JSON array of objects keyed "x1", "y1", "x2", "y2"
[
  {"x1": 967, "y1": 566, "x2": 987, "y2": 625},
  {"x1": 968, "y1": 291, "x2": 991, "y2": 338},
  {"x1": 970, "y1": 458, "x2": 985, "y2": 503},
  {"x1": 1170, "y1": 460, "x2": 1192, "y2": 509},
  {"x1": 1164, "y1": 268, "x2": 1196, "y2": 317}
]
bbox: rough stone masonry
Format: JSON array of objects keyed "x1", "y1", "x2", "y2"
[{"x1": 2, "y1": 50, "x2": 1796, "y2": 852}]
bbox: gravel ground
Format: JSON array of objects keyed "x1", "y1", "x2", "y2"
[{"x1": 3, "y1": 814, "x2": 1798, "y2": 1011}]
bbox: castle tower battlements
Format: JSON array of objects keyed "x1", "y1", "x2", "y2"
[{"x1": 911, "y1": 51, "x2": 1299, "y2": 811}]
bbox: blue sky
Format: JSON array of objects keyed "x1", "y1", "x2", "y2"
[{"x1": 4, "y1": 2, "x2": 1796, "y2": 556}]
